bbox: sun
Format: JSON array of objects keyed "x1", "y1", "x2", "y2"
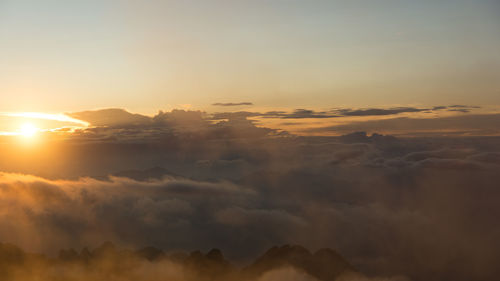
[{"x1": 19, "y1": 123, "x2": 38, "y2": 137}]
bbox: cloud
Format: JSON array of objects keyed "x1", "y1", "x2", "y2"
[
  {"x1": 333, "y1": 107, "x2": 428, "y2": 116},
  {"x1": 215, "y1": 207, "x2": 307, "y2": 228},
  {"x1": 211, "y1": 110, "x2": 340, "y2": 120},
  {"x1": 1, "y1": 108, "x2": 500, "y2": 281},
  {"x1": 208, "y1": 105, "x2": 483, "y2": 126},
  {"x1": 432, "y1": 106, "x2": 447, "y2": 110},
  {"x1": 65, "y1": 109, "x2": 275, "y2": 143},
  {"x1": 0, "y1": 173, "x2": 259, "y2": 255},
  {"x1": 271, "y1": 109, "x2": 340, "y2": 119},
  {"x1": 213, "y1": 102, "x2": 254, "y2": 106},
  {"x1": 238, "y1": 105, "x2": 478, "y2": 120},
  {"x1": 63, "y1": 107, "x2": 490, "y2": 141},
  {"x1": 447, "y1": 108, "x2": 470, "y2": 113},
  {"x1": 68, "y1": 108, "x2": 152, "y2": 128},
  {"x1": 257, "y1": 267, "x2": 318, "y2": 281},
  {"x1": 307, "y1": 114, "x2": 500, "y2": 136},
  {"x1": 266, "y1": 105, "x2": 481, "y2": 119},
  {"x1": 448, "y1": 105, "x2": 481, "y2": 108},
  {"x1": 336, "y1": 273, "x2": 410, "y2": 281},
  {"x1": 1, "y1": 129, "x2": 500, "y2": 281},
  {"x1": 445, "y1": 105, "x2": 481, "y2": 113},
  {"x1": 211, "y1": 111, "x2": 262, "y2": 120},
  {"x1": 332, "y1": 105, "x2": 481, "y2": 117}
]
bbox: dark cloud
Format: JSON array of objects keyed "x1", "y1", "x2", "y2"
[
  {"x1": 432, "y1": 106, "x2": 447, "y2": 110},
  {"x1": 331, "y1": 105, "x2": 481, "y2": 117},
  {"x1": 211, "y1": 110, "x2": 339, "y2": 119},
  {"x1": 207, "y1": 105, "x2": 480, "y2": 122},
  {"x1": 213, "y1": 102, "x2": 254, "y2": 106},
  {"x1": 334, "y1": 107, "x2": 428, "y2": 116},
  {"x1": 212, "y1": 109, "x2": 340, "y2": 119},
  {"x1": 441, "y1": 105, "x2": 481, "y2": 113},
  {"x1": 307, "y1": 114, "x2": 500, "y2": 136},
  {"x1": 448, "y1": 108, "x2": 470, "y2": 113},
  {"x1": 274, "y1": 109, "x2": 340, "y2": 119}
]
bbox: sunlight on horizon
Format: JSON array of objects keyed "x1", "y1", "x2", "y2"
[
  {"x1": 19, "y1": 123, "x2": 38, "y2": 138},
  {"x1": 2, "y1": 112, "x2": 89, "y2": 126},
  {"x1": 0, "y1": 112, "x2": 89, "y2": 137}
]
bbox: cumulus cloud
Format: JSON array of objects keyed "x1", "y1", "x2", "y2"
[{"x1": 63, "y1": 109, "x2": 276, "y2": 144}]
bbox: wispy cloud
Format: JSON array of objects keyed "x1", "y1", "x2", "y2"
[
  {"x1": 212, "y1": 102, "x2": 254, "y2": 107},
  {"x1": 306, "y1": 113, "x2": 500, "y2": 136}
]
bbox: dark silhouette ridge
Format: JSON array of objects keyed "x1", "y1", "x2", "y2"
[
  {"x1": 185, "y1": 248, "x2": 235, "y2": 279},
  {"x1": 135, "y1": 246, "x2": 167, "y2": 261},
  {"x1": 0, "y1": 243, "x2": 28, "y2": 264},
  {"x1": 0, "y1": 242, "x2": 356, "y2": 281},
  {"x1": 58, "y1": 248, "x2": 79, "y2": 261},
  {"x1": 312, "y1": 248, "x2": 356, "y2": 280},
  {"x1": 243, "y1": 244, "x2": 355, "y2": 281},
  {"x1": 80, "y1": 247, "x2": 92, "y2": 261},
  {"x1": 205, "y1": 248, "x2": 225, "y2": 262}
]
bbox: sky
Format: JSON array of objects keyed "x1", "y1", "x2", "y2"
[{"x1": 1, "y1": 0, "x2": 499, "y2": 114}]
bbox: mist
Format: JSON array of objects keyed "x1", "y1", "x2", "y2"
[{"x1": 0, "y1": 110, "x2": 499, "y2": 280}]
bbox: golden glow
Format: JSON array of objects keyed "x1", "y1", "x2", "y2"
[
  {"x1": 19, "y1": 123, "x2": 38, "y2": 138},
  {"x1": 3, "y1": 112, "x2": 89, "y2": 127},
  {"x1": 0, "y1": 112, "x2": 89, "y2": 137}
]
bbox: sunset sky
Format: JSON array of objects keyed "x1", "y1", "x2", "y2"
[
  {"x1": 1, "y1": 0, "x2": 499, "y2": 114},
  {"x1": 0, "y1": 2, "x2": 499, "y2": 281}
]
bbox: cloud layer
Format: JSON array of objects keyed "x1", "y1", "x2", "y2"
[
  {"x1": 0, "y1": 125, "x2": 499, "y2": 281},
  {"x1": 62, "y1": 106, "x2": 499, "y2": 140}
]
